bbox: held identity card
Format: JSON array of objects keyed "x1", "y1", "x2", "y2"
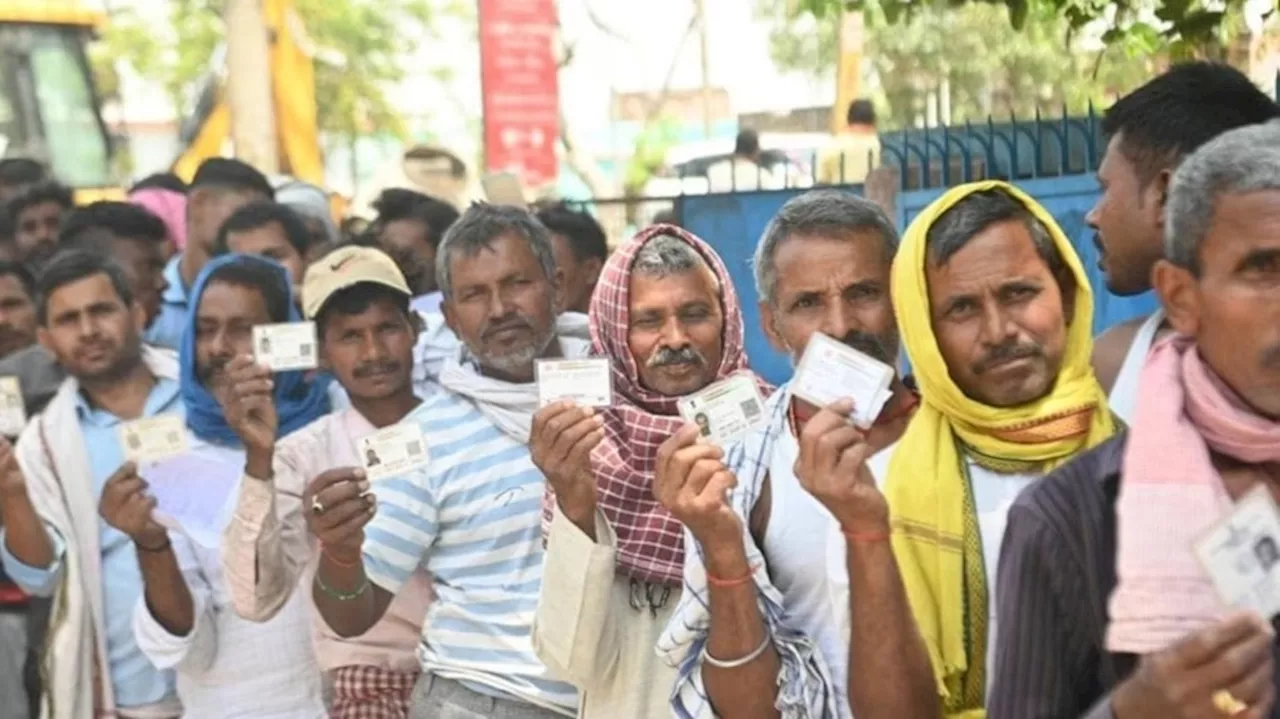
[
  {"x1": 1194, "y1": 484, "x2": 1280, "y2": 621},
  {"x1": 252, "y1": 322, "x2": 318, "y2": 372},
  {"x1": 791, "y1": 333, "x2": 895, "y2": 429},
  {"x1": 0, "y1": 377, "x2": 26, "y2": 438},
  {"x1": 536, "y1": 358, "x2": 613, "y2": 408},
  {"x1": 677, "y1": 374, "x2": 767, "y2": 447},
  {"x1": 358, "y1": 423, "x2": 430, "y2": 482},
  {"x1": 119, "y1": 415, "x2": 189, "y2": 465}
]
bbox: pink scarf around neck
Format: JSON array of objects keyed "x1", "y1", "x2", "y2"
[{"x1": 1107, "y1": 334, "x2": 1280, "y2": 653}]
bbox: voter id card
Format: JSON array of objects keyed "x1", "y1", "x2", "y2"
[
  {"x1": 677, "y1": 374, "x2": 767, "y2": 447},
  {"x1": 1194, "y1": 484, "x2": 1280, "y2": 620},
  {"x1": 536, "y1": 358, "x2": 612, "y2": 408},
  {"x1": 358, "y1": 423, "x2": 429, "y2": 482},
  {"x1": 0, "y1": 377, "x2": 26, "y2": 437},
  {"x1": 791, "y1": 332, "x2": 895, "y2": 428},
  {"x1": 119, "y1": 415, "x2": 189, "y2": 465},
  {"x1": 252, "y1": 322, "x2": 318, "y2": 372}
]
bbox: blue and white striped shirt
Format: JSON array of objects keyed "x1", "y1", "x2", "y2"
[{"x1": 362, "y1": 389, "x2": 578, "y2": 716}]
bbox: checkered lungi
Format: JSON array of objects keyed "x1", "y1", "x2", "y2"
[{"x1": 330, "y1": 666, "x2": 418, "y2": 719}]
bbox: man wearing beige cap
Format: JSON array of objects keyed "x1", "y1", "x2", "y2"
[{"x1": 220, "y1": 245, "x2": 434, "y2": 717}]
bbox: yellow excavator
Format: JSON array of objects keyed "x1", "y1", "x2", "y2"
[{"x1": 0, "y1": 0, "x2": 324, "y2": 201}]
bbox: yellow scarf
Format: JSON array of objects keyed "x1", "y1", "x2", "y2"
[{"x1": 887, "y1": 181, "x2": 1114, "y2": 717}]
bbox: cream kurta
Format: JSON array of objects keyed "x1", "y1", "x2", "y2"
[{"x1": 532, "y1": 505, "x2": 678, "y2": 719}]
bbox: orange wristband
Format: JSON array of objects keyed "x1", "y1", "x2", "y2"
[
  {"x1": 706, "y1": 564, "x2": 759, "y2": 588},
  {"x1": 842, "y1": 529, "x2": 891, "y2": 543},
  {"x1": 321, "y1": 548, "x2": 360, "y2": 568}
]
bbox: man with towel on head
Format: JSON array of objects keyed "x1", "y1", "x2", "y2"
[
  {"x1": 528, "y1": 224, "x2": 768, "y2": 718},
  {"x1": 989, "y1": 122, "x2": 1280, "y2": 719},
  {"x1": 887, "y1": 180, "x2": 1115, "y2": 717}
]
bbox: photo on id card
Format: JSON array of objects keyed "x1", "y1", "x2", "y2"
[
  {"x1": 358, "y1": 423, "x2": 430, "y2": 482},
  {"x1": 677, "y1": 374, "x2": 766, "y2": 447},
  {"x1": 1194, "y1": 484, "x2": 1280, "y2": 620}
]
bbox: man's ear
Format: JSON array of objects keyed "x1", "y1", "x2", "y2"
[
  {"x1": 583, "y1": 256, "x2": 604, "y2": 287},
  {"x1": 442, "y1": 299, "x2": 458, "y2": 337},
  {"x1": 759, "y1": 300, "x2": 789, "y2": 354},
  {"x1": 1152, "y1": 168, "x2": 1173, "y2": 230},
  {"x1": 552, "y1": 266, "x2": 567, "y2": 314},
  {"x1": 1056, "y1": 268, "x2": 1079, "y2": 327},
  {"x1": 1152, "y1": 258, "x2": 1200, "y2": 336}
]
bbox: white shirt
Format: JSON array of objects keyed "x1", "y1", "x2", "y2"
[
  {"x1": 1108, "y1": 309, "x2": 1165, "y2": 425},
  {"x1": 132, "y1": 444, "x2": 325, "y2": 718}
]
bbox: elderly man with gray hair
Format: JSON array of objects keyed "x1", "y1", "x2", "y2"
[
  {"x1": 528, "y1": 224, "x2": 768, "y2": 718},
  {"x1": 312, "y1": 203, "x2": 587, "y2": 719},
  {"x1": 655, "y1": 189, "x2": 936, "y2": 718},
  {"x1": 989, "y1": 121, "x2": 1280, "y2": 719}
]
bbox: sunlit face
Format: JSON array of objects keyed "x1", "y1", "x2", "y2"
[
  {"x1": 1086, "y1": 134, "x2": 1167, "y2": 296},
  {"x1": 927, "y1": 220, "x2": 1072, "y2": 407},
  {"x1": 0, "y1": 274, "x2": 37, "y2": 358},
  {"x1": 1156, "y1": 190, "x2": 1280, "y2": 418},
  {"x1": 38, "y1": 273, "x2": 145, "y2": 383},
  {"x1": 627, "y1": 266, "x2": 724, "y2": 397},
  {"x1": 225, "y1": 222, "x2": 306, "y2": 289},
  {"x1": 14, "y1": 201, "x2": 66, "y2": 266},
  {"x1": 441, "y1": 233, "x2": 562, "y2": 381},
  {"x1": 761, "y1": 230, "x2": 898, "y2": 367},
  {"x1": 379, "y1": 219, "x2": 435, "y2": 295},
  {"x1": 194, "y1": 281, "x2": 272, "y2": 396},
  {"x1": 319, "y1": 295, "x2": 418, "y2": 402}
]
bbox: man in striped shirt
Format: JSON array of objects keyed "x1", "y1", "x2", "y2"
[{"x1": 311, "y1": 204, "x2": 583, "y2": 719}]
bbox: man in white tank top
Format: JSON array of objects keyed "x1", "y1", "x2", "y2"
[
  {"x1": 654, "y1": 191, "x2": 937, "y2": 719},
  {"x1": 1087, "y1": 63, "x2": 1280, "y2": 423}
]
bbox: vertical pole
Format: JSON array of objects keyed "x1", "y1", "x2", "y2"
[
  {"x1": 225, "y1": 0, "x2": 279, "y2": 173},
  {"x1": 831, "y1": 11, "x2": 864, "y2": 134},
  {"x1": 694, "y1": 0, "x2": 713, "y2": 139}
]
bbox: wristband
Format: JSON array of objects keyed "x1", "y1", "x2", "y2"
[
  {"x1": 701, "y1": 632, "x2": 772, "y2": 669},
  {"x1": 321, "y1": 548, "x2": 361, "y2": 568},
  {"x1": 705, "y1": 563, "x2": 759, "y2": 589},
  {"x1": 136, "y1": 536, "x2": 172, "y2": 553},
  {"x1": 314, "y1": 570, "x2": 370, "y2": 602}
]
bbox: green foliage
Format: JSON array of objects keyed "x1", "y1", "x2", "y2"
[
  {"x1": 794, "y1": 0, "x2": 1255, "y2": 46},
  {"x1": 624, "y1": 117, "x2": 681, "y2": 194},
  {"x1": 92, "y1": 0, "x2": 463, "y2": 139},
  {"x1": 758, "y1": 0, "x2": 1168, "y2": 129}
]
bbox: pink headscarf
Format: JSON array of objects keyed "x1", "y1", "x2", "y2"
[
  {"x1": 129, "y1": 188, "x2": 188, "y2": 252},
  {"x1": 541, "y1": 224, "x2": 770, "y2": 587}
]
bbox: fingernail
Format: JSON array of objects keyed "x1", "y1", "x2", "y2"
[
  {"x1": 353, "y1": 469, "x2": 366, "y2": 479},
  {"x1": 584, "y1": 407, "x2": 594, "y2": 417},
  {"x1": 358, "y1": 480, "x2": 370, "y2": 492}
]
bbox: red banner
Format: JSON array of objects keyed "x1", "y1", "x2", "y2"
[{"x1": 478, "y1": 0, "x2": 560, "y2": 188}]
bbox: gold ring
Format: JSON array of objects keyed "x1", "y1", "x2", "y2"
[{"x1": 1213, "y1": 689, "x2": 1247, "y2": 716}]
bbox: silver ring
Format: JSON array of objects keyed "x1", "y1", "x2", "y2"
[{"x1": 311, "y1": 498, "x2": 326, "y2": 515}]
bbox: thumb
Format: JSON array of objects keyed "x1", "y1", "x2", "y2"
[{"x1": 109, "y1": 461, "x2": 139, "y2": 483}]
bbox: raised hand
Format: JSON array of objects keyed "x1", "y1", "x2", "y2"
[
  {"x1": 529, "y1": 401, "x2": 605, "y2": 529},
  {"x1": 653, "y1": 424, "x2": 741, "y2": 548},
  {"x1": 99, "y1": 462, "x2": 168, "y2": 549},
  {"x1": 0, "y1": 437, "x2": 25, "y2": 501},
  {"x1": 794, "y1": 398, "x2": 888, "y2": 535},
  {"x1": 1113, "y1": 611, "x2": 1275, "y2": 719},
  {"x1": 220, "y1": 355, "x2": 278, "y2": 459},
  {"x1": 304, "y1": 467, "x2": 375, "y2": 564}
]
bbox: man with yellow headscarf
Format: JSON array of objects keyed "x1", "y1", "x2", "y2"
[{"x1": 887, "y1": 181, "x2": 1115, "y2": 718}]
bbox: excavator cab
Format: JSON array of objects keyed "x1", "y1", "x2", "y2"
[{"x1": 0, "y1": 4, "x2": 114, "y2": 198}]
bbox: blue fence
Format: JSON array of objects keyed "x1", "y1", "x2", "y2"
[{"x1": 677, "y1": 109, "x2": 1167, "y2": 385}]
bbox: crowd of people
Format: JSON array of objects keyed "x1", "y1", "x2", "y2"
[{"x1": 0, "y1": 59, "x2": 1277, "y2": 719}]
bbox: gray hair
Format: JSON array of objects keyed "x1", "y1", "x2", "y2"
[
  {"x1": 1166, "y1": 120, "x2": 1280, "y2": 272},
  {"x1": 632, "y1": 233, "x2": 715, "y2": 281},
  {"x1": 436, "y1": 203, "x2": 558, "y2": 301},
  {"x1": 753, "y1": 190, "x2": 899, "y2": 306},
  {"x1": 925, "y1": 188, "x2": 1064, "y2": 274}
]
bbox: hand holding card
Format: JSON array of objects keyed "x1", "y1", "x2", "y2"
[
  {"x1": 252, "y1": 322, "x2": 318, "y2": 372},
  {"x1": 357, "y1": 424, "x2": 429, "y2": 482},
  {"x1": 792, "y1": 333, "x2": 895, "y2": 428},
  {"x1": 677, "y1": 374, "x2": 767, "y2": 447},
  {"x1": 1194, "y1": 485, "x2": 1280, "y2": 621}
]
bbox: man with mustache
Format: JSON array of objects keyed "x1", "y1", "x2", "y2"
[
  {"x1": 221, "y1": 246, "x2": 435, "y2": 717},
  {"x1": 110, "y1": 254, "x2": 333, "y2": 717},
  {"x1": 988, "y1": 123, "x2": 1280, "y2": 719},
  {"x1": 312, "y1": 204, "x2": 583, "y2": 718},
  {"x1": 1086, "y1": 63, "x2": 1278, "y2": 423},
  {"x1": 527, "y1": 226, "x2": 767, "y2": 718},
  {"x1": 885, "y1": 182, "x2": 1115, "y2": 718},
  {"x1": 0, "y1": 250, "x2": 183, "y2": 719},
  {"x1": 656, "y1": 190, "x2": 933, "y2": 718}
]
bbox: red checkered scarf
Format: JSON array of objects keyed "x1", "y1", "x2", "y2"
[{"x1": 542, "y1": 223, "x2": 768, "y2": 586}]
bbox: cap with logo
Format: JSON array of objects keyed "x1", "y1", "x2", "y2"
[{"x1": 302, "y1": 245, "x2": 412, "y2": 319}]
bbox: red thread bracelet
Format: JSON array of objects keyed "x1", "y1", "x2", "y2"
[
  {"x1": 322, "y1": 548, "x2": 360, "y2": 568},
  {"x1": 842, "y1": 529, "x2": 891, "y2": 543},
  {"x1": 706, "y1": 564, "x2": 759, "y2": 588}
]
